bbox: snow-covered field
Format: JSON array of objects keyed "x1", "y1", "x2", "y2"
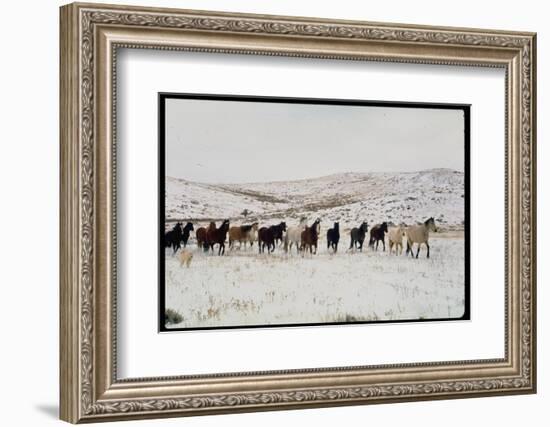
[
  {"x1": 165, "y1": 233, "x2": 465, "y2": 329},
  {"x1": 164, "y1": 168, "x2": 466, "y2": 329}
]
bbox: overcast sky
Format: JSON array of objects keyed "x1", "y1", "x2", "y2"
[{"x1": 165, "y1": 97, "x2": 465, "y2": 184}]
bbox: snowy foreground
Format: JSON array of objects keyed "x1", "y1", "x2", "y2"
[{"x1": 165, "y1": 233, "x2": 465, "y2": 329}]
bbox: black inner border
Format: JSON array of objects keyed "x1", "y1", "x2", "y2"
[{"x1": 158, "y1": 93, "x2": 471, "y2": 332}]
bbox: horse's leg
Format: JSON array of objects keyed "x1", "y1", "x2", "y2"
[
  {"x1": 426, "y1": 242, "x2": 430, "y2": 258},
  {"x1": 415, "y1": 243, "x2": 420, "y2": 259},
  {"x1": 382, "y1": 239, "x2": 386, "y2": 251},
  {"x1": 335, "y1": 242, "x2": 338, "y2": 253}
]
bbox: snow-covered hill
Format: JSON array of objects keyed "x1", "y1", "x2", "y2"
[{"x1": 166, "y1": 168, "x2": 465, "y2": 229}]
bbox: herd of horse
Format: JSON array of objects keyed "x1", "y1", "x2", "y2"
[{"x1": 164, "y1": 217, "x2": 438, "y2": 259}]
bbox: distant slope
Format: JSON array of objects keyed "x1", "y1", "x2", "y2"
[{"x1": 166, "y1": 169, "x2": 465, "y2": 229}]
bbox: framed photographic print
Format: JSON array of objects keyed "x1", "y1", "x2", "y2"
[
  {"x1": 60, "y1": 2, "x2": 536, "y2": 423},
  {"x1": 159, "y1": 94, "x2": 471, "y2": 331}
]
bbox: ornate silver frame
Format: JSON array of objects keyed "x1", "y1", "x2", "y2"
[{"x1": 60, "y1": 2, "x2": 536, "y2": 423}]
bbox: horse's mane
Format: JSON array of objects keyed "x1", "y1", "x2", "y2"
[
  {"x1": 311, "y1": 220, "x2": 320, "y2": 236},
  {"x1": 240, "y1": 224, "x2": 253, "y2": 232}
]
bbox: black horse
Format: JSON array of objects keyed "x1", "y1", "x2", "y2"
[
  {"x1": 369, "y1": 222, "x2": 388, "y2": 251},
  {"x1": 164, "y1": 222, "x2": 183, "y2": 254},
  {"x1": 326, "y1": 222, "x2": 340, "y2": 252},
  {"x1": 258, "y1": 222, "x2": 287, "y2": 253},
  {"x1": 165, "y1": 222, "x2": 194, "y2": 254},
  {"x1": 269, "y1": 222, "x2": 287, "y2": 246},
  {"x1": 349, "y1": 222, "x2": 369, "y2": 251},
  {"x1": 180, "y1": 222, "x2": 194, "y2": 249}
]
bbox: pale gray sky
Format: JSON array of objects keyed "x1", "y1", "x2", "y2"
[{"x1": 165, "y1": 97, "x2": 465, "y2": 184}]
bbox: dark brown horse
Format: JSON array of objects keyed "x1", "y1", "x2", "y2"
[
  {"x1": 196, "y1": 222, "x2": 215, "y2": 251},
  {"x1": 258, "y1": 227, "x2": 275, "y2": 253},
  {"x1": 206, "y1": 220, "x2": 230, "y2": 255},
  {"x1": 369, "y1": 222, "x2": 388, "y2": 251},
  {"x1": 300, "y1": 218, "x2": 321, "y2": 254},
  {"x1": 258, "y1": 222, "x2": 287, "y2": 254}
]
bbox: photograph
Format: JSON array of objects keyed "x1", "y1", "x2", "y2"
[{"x1": 159, "y1": 94, "x2": 470, "y2": 330}]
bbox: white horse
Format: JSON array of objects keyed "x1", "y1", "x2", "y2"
[
  {"x1": 406, "y1": 217, "x2": 437, "y2": 258},
  {"x1": 388, "y1": 226, "x2": 405, "y2": 255},
  {"x1": 284, "y1": 217, "x2": 308, "y2": 254}
]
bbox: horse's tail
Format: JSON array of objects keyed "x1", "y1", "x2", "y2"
[
  {"x1": 368, "y1": 235, "x2": 375, "y2": 247},
  {"x1": 284, "y1": 233, "x2": 289, "y2": 252}
]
